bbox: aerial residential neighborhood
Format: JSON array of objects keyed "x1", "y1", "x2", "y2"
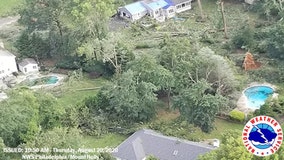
[
  {"x1": 118, "y1": 0, "x2": 192, "y2": 21},
  {"x1": 0, "y1": 0, "x2": 283, "y2": 159}
]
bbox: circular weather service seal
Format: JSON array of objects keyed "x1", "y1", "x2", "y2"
[{"x1": 242, "y1": 116, "x2": 283, "y2": 156}]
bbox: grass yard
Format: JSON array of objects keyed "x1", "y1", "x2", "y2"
[
  {"x1": 151, "y1": 106, "x2": 244, "y2": 141},
  {"x1": 82, "y1": 134, "x2": 127, "y2": 148},
  {"x1": 54, "y1": 76, "x2": 107, "y2": 108},
  {"x1": 0, "y1": 0, "x2": 23, "y2": 17},
  {"x1": 50, "y1": 75, "x2": 128, "y2": 149}
]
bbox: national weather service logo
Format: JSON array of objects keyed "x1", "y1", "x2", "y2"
[{"x1": 242, "y1": 116, "x2": 283, "y2": 156}]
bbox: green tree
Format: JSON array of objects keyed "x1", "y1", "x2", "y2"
[
  {"x1": 199, "y1": 130, "x2": 284, "y2": 160},
  {"x1": 97, "y1": 70, "x2": 158, "y2": 122},
  {"x1": 23, "y1": 127, "x2": 83, "y2": 155},
  {"x1": 15, "y1": 31, "x2": 50, "y2": 58},
  {"x1": 173, "y1": 80, "x2": 228, "y2": 133},
  {"x1": 198, "y1": 130, "x2": 253, "y2": 160},
  {"x1": 18, "y1": 0, "x2": 115, "y2": 57},
  {"x1": 159, "y1": 38, "x2": 236, "y2": 95},
  {"x1": 192, "y1": 47, "x2": 237, "y2": 95},
  {"x1": 146, "y1": 155, "x2": 159, "y2": 160},
  {"x1": 253, "y1": 0, "x2": 284, "y2": 20},
  {"x1": 35, "y1": 92, "x2": 64, "y2": 130},
  {"x1": 265, "y1": 21, "x2": 284, "y2": 59},
  {"x1": 0, "y1": 89, "x2": 40, "y2": 147},
  {"x1": 98, "y1": 152, "x2": 116, "y2": 160},
  {"x1": 126, "y1": 54, "x2": 174, "y2": 107},
  {"x1": 0, "y1": 138, "x2": 7, "y2": 159},
  {"x1": 67, "y1": 96, "x2": 109, "y2": 136}
]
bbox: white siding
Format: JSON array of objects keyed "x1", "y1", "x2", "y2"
[
  {"x1": 19, "y1": 63, "x2": 39, "y2": 74},
  {"x1": 164, "y1": 6, "x2": 176, "y2": 18},
  {"x1": 0, "y1": 56, "x2": 17, "y2": 78},
  {"x1": 118, "y1": 7, "x2": 147, "y2": 21},
  {"x1": 175, "y1": 1, "x2": 192, "y2": 13}
]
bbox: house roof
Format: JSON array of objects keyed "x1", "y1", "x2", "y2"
[
  {"x1": 124, "y1": 2, "x2": 147, "y2": 15},
  {"x1": 0, "y1": 47, "x2": 16, "y2": 58},
  {"x1": 112, "y1": 129, "x2": 214, "y2": 160},
  {"x1": 163, "y1": 0, "x2": 174, "y2": 9},
  {"x1": 144, "y1": 0, "x2": 169, "y2": 11},
  {"x1": 18, "y1": 58, "x2": 37, "y2": 67},
  {"x1": 171, "y1": 0, "x2": 192, "y2": 5}
]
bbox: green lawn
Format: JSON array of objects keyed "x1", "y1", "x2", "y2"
[
  {"x1": 51, "y1": 76, "x2": 128, "y2": 149},
  {"x1": 82, "y1": 133, "x2": 127, "y2": 148},
  {"x1": 180, "y1": 118, "x2": 244, "y2": 140},
  {"x1": 54, "y1": 76, "x2": 107, "y2": 108},
  {"x1": 0, "y1": 0, "x2": 23, "y2": 17},
  {"x1": 204, "y1": 118, "x2": 244, "y2": 139}
]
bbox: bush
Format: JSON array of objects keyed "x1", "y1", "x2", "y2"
[
  {"x1": 82, "y1": 60, "x2": 114, "y2": 77},
  {"x1": 229, "y1": 110, "x2": 245, "y2": 122},
  {"x1": 55, "y1": 56, "x2": 84, "y2": 70},
  {"x1": 231, "y1": 24, "x2": 255, "y2": 50},
  {"x1": 248, "y1": 66, "x2": 284, "y2": 83},
  {"x1": 146, "y1": 155, "x2": 159, "y2": 160}
]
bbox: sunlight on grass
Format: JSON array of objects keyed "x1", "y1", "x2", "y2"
[
  {"x1": 55, "y1": 76, "x2": 107, "y2": 108},
  {"x1": 0, "y1": 0, "x2": 23, "y2": 17},
  {"x1": 181, "y1": 118, "x2": 244, "y2": 140},
  {"x1": 82, "y1": 134, "x2": 127, "y2": 148}
]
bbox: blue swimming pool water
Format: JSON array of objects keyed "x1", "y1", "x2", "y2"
[
  {"x1": 47, "y1": 76, "x2": 58, "y2": 84},
  {"x1": 244, "y1": 86, "x2": 274, "y2": 109},
  {"x1": 21, "y1": 76, "x2": 59, "y2": 86}
]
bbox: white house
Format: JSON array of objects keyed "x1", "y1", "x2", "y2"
[
  {"x1": 0, "y1": 47, "x2": 18, "y2": 79},
  {"x1": 142, "y1": 0, "x2": 169, "y2": 21},
  {"x1": 172, "y1": 0, "x2": 192, "y2": 13},
  {"x1": 18, "y1": 58, "x2": 39, "y2": 74},
  {"x1": 118, "y1": 1, "x2": 148, "y2": 21},
  {"x1": 163, "y1": 0, "x2": 176, "y2": 19}
]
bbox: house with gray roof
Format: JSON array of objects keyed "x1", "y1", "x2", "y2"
[{"x1": 112, "y1": 129, "x2": 214, "y2": 160}]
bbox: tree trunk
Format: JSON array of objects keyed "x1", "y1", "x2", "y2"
[
  {"x1": 167, "y1": 88, "x2": 171, "y2": 109},
  {"x1": 93, "y1": 50, "x2": 98, "y2": 61},
  {"x1": 55, "y1": 19, "x2": 63, "y2": 43},
  {"x1": 197, "y1": 0, "x2": 205, "y2": 20},
  {"x1": 220, "y1": 1, "x2": 228, "y2": 39}
]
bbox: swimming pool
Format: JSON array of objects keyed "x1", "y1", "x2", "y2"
[
  {"x1": 244, "y1": 86, "x2": 274, "y2": 109},
  {"x1": 21, "y1": 76, "x2": 59, "y2": 86}
]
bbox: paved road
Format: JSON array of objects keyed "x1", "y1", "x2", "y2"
[{"x1": 0, "y1": 16, "x2": 19, "y2": 30}]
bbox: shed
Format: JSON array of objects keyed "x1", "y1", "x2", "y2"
[{"x1": 18, "y1": 58, "x2": 39, "y2": 74}]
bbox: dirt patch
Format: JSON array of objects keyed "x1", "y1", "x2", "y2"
[
  {"x1": 41, "y1": 58, "x2": 57, "y2": 67},
  {"x1": 156, "y1": 108, "x2": 180, "y2": 121}
]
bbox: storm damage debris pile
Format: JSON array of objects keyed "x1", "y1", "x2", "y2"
[{"x1": 243, "y1": 52, "x2": 261, "y2": 71}]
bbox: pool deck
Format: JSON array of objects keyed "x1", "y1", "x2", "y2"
[
  {"x1": 13, "y1": 72, "x2": 66, "y2": 89},
  {"x1": 30, "y1": 73, "x2": 66, "y2": 89},
  {"x1": 236, "y1": 82, "x2": 278, "y2": 114}
]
